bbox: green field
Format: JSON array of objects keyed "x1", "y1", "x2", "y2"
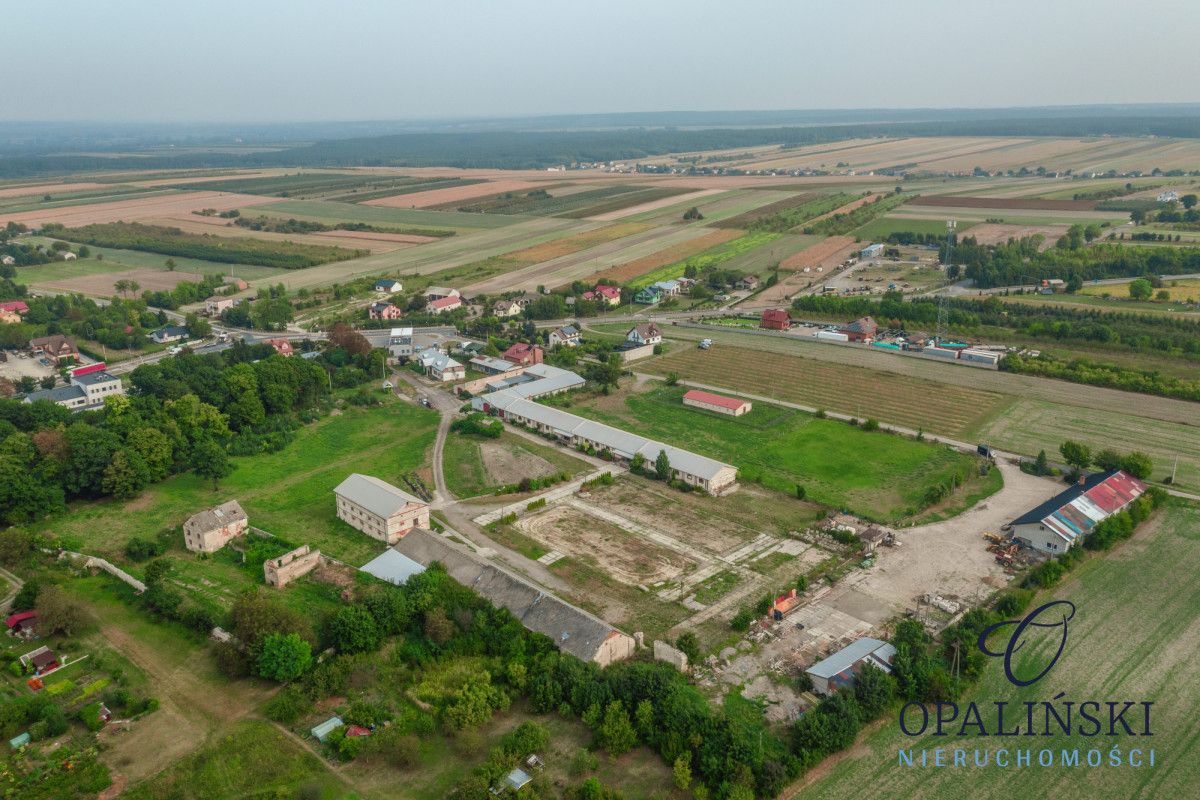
[
  {"x1": 251, "y1": 198, "x2": 526, "y2": 231},
  {"x1": 446, "y1": 184, "x2": 692, "y2": 218},
  {"x1": 442, "y1": 429, "x2": 591, "y2": 498},
  {"x1": 801, "y1": 501, "x2": 1200, "y2": 800},
  {"x1": 970, "y1": 398, "x2": 1200, "y2": 494},
  {"x1": 162, "y1": 171, "x2": 479, "y2": 201},
  {"x1": 567, "y1": 384, "x2": 993, "y2": 521},
  {"x1": 629, "y1": 230, "x2": 783, "y2": 288},
  {"x1": 852, "y1": 215, "x2": 975, "y2": 240},
  {"x1": 0, "y1": 185, "x2": 177, "y2": 213},
  {"x1": 40, "y1": 400, "x2": 439, "y2": 575},
  {"x1": 21, "y1": 235, "x2": 283, "y2": 281}
]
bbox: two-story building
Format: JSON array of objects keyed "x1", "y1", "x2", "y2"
[
  {"x1": 334, "y1": 473, "x2": 430, "y2": 544},
  {"x1": 183, "y1": 500, "x2": 249, "y2": 553},
  {"x1": 23, "y1": 364, "x2": 124, "y2": 411}
]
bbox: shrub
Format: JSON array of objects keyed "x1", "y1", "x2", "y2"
[
  {"x1": 263, "y1": 685, "x2": 311, "y2": 724},
  {"x1": 526, "y1": 498, "x2": 547, "y2": 511},
  {"x1": 862, "y1": 418, "x2": 880, "y2": 432}
]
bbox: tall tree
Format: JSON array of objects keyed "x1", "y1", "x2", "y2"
[{"x1": 192, "y1": 437, "x2": 232, "y2": 490}]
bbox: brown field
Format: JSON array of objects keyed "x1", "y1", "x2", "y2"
[
  {"x1": 145, "y1": 215, "x2": 408, "y2": 254},
  {"x1": 362, "y1": 179, "x2": 540, "y2": 208},
  {"x1": 505, "y1": 221, "x2": 652, "y2": 263},
  {"x1": 587, "y1": 188, "x2": 723, "y2": 221},
  {"x1": 310, "y1": 229, "x2": 439, "y2": 244},
  {"x1": 0, "y1": 190, "x2": 279, "y2": 228},
  {"x1": 908, "y1": 195, "x2": 1097, "y2": 211},
  {"x1": 0, "y1": 181, "x2": 109, "y2": 198},
  {"x1": 966, "y1": 222, "x2": 1069, "y2": 249},
  {"x1": 32, "y1": 268, "x2": 206, "y2": 296},
  {"x1": 779, "y1": 235, "x2": 856, "y2": 270},
  {"x1": 590, "y1": 228, "x2": 742, "y2": 283},
  {"x1": 640, "y1": 344, "x2": 1010, "y2": 438}
]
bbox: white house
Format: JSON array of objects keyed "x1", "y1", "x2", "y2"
[
  {"x1": 423, "y1": 286, "x2": 461, "y2": 301},
  {"x1": 548, "y1": 325, "x2": 581, "y2": 349},
  {"x1": 428, "y1": 353, "x2": 464, "y2": 382},
  {"x1": 426, "y1": 296, "x2": 462, "y2": 315},
  {"x1": 626, "y1": 323, "x2": 662, "y2": 347},
  {"x1": 491, "y1": 299, "x2": 522, "y2": 318},
  {"x1": 388, "y1": 327, "x2": 414, "y2": 359},
  {"x1": 374, "y1": 279, "x2": 403, "y2": 293}
]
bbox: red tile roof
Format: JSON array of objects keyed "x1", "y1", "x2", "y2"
[
  {"x1": 683, "y1": 389, "x2": 749, "y2": 412},
  {"x1": 428, "y1": 296, "x2": 461, "y2": 310},
  {"x1": 0, "y1": 301, "x2": 29, "y2": 314},
  {"x1": 761, "y1": 309, "x2": 790, "y2": 323}
]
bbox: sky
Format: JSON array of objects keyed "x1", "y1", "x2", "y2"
[{"x1": 10, "y1": 0, "x2": 1200, "y2": 123}]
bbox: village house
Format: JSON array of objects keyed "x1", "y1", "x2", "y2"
[
  {"x1": 265, "y1": 338, "x2": 294, "y2": 357},
  {"x1": 0, "y1": 301, "x2": 29, "y2": 316},
  {"x1": 423, "y1": 286, "x2": 461, "y2": 301},
  {"x1": 263, "y1": 545, "x2": 322, "y2": 588},
  {"x1": 334, "y1": 473, "x2": 430, "y2": 544},
  {"x1": 183, "y1": 500, "x2": 249, "y2": 553},
  {"x1": 512, "y1": 291, "x2": 541, "y2": 310},
  {"x1": 24, "y1": 363, "x2": 123, "y2": 411},
  {"x1": 205, "y1": 295, "x2": 237, "y2": 316},
  {"x1": 652, "y1": 279, "x2": 682, "y2": 296},
  {"x1": 428, "y1": 353, "x2": 465, "y2": 382},
  {"x1": 150, "y1": 325, "x2": 189, "y2": 345},
  {"x1": 582, "y1": 284, "x2": 621, "y2": 306},
  {"x1": 491, "y1": 298, "x2": 523, "y2": 318},
  {"x1": 373, "y1": 279, "x2": 403, "y2": 293},
  {"x1": 28, "y1": 334, "x2": 78, "y2": 366},
  {"x1": 502, "y1": 342, "x2": 543, "y2": 367},
  {"x1": 806, "y1": 637, "x2": 897, "y2": 696},
  {"x1": 368, "y1": 301, "x2": 404, "y2": 320},
  {"x1": 626, "y1": 322, "x2": 662, "y2": 347},
  {"x1": 735, "y1": 275, "x2": 760, "y2": 291},
  {"x1": 840, "y1": 316, "x2": 878, "y2": 342},
  {"x1": 425, "y1": 295, "x2": 462, "y2": 315},
  {"x1": 760, "y1": 308, "x2": 790, "y2": 330},
  {"x1": 633, "y1": 286, "x2": 662, "y2": 304},
  {"x1": 547, "y1": 325, "x2": 581, "y2": 349},
  {"x1": 683, "y1": 389, "x2": 752, "y2": 416},
  {"x1": 1008, "y1": 470, "x2": 1147, "y2": 554}
]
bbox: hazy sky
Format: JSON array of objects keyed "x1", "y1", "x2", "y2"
[{"x1": 11, "y1": 0, "x2": 1200, "y2": 122}]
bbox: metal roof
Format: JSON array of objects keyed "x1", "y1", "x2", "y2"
[
  {"x1": 683, "y1": 389, "x2": 749, "y2": 411},
  {"x1": 72, "y1": 370, "x2": 120, "y2": 387},
  {"x1": 23, "y1": 385, "x2": 85, "y2": 404},
  {"x1": 360, "y1": 548, "x2": 426, "y2": 586},
  {"x1": 806, "y1": 637, "x2": 896, "y2": 679},
  {"x1": 1012, "y1": 470, "x2": 1146, "y2": 544},
  {"x1": 334, "y1": 474, "x2": 423, "y2": 518}
]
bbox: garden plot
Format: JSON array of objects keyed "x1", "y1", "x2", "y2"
[{"x1": 516, "y1": 504, "x2": 697, "y2": 586}]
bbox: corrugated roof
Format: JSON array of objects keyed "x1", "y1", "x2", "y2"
[
  {"x1": 683, "y1": 389, "x2": 749, "y2": 411},
  {"x1": 1011, "y1": 470, "x2": 1145, "y2": 544},
  {"x1": 360, "y1": 548, "x2": 426, "y2": 586},
  {"x1": 334, "y1": 474, "x2": 423, "y2": 519},
  {"x1": 807, "y1": 637, "x2": 896, "y2": 679}
]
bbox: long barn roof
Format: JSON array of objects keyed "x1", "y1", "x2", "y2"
[{"x1": 1011, "y1": 470, "x2": 1146, "y2": 545}]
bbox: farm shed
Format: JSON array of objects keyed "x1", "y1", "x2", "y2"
[
  {"x1": 1009, "y1": 470, "x2": 1146, "y2": 554},
  {"x1": 5, "y1": 611, "x2": 37, "y2": 635},
  {"x1": 392, "y1": 530, "x2": 636, "y2": 667},
  {"x1": 760, "y1": 308, "x2": 790, "y2": 330},
  {"x1": 334, "y1": 473, "x2": 429, "y2": 544},
  {"x1": 425, "y1": 296, "x2": 462, "y2": 315},
  {"x1": 682, "y1": 389, "x2": 752, "y2": 417},
  {"x1": 806, "y1": 637, "x2": 896, "y2": 696},
  {"x1": 360, "y1": 548, "x2": 427, "y2": 586},
  {"x1": 860, "y1": 243, "x2": 884, "y2": 259}
]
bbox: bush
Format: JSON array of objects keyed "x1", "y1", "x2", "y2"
[
  {"x1": 124, "y1": 536, "x2": 165, "y2": 561},
  {"x1": 730, "y1": 608, "x2": 754, "y2": 631},
  {"x1": 263, "y1": 685, "x2": 311, "y2": 724},
  {"x1": 526, "y1": 498, "x2": 546, "y2": 511},
  {"x1": 79, "y1": 702, "x2": 106, "y2": 732},
  {"x1": 862, "y1": 418, "x2": 880, "y2": 432},
  {"x1": 994, "y1": 589, "x2": 1033, "y2": 617}
]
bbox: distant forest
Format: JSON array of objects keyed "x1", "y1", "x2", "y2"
[{"x1": 6, "y1": 114, "x2": 1200, "y2": 177}]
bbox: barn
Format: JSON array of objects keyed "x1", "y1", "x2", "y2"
[
  {"x1": 1009, "y1": 470, "x2": 1147, "y2": 554},
  {"x1": 682, "y1": 389, "x2": 752, "y2": 417}
]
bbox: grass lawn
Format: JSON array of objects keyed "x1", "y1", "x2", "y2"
[
  {"x1": 442, "y1": 429, "x2": 591, "y2": 498},
  {"x1": 799, "y1": 501, "x2": 1200, "y2": 800},
  {"x1": 19, "y1": 237, "x2": 282, "y2": 281},
  {"x1": 39, "y1": 401, "x2": 440, "y2": 611},
  {"x1": 565, "y1": 383, "x2": 991, "y2": 522}
]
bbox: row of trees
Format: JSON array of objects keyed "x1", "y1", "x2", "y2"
[{"x1": 954, "y1": 235, "x2": 1200, "y2": 288}]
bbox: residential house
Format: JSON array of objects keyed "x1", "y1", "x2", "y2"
[
  {"x1": 387, "y1": 327, "x2": 414, "y2": 359},
  {"x1": 682, "y1": 389, "x2": 752, "y2": 416},
  {"x1": 582, "y1": 284, "x2": 621, "y2": 306},
  {"x1": 425, "y1": 295, "x2": 462, "y2": 315},
  {"x1": 23, "y1": 364, "x2": 123, "y2": 411},
  {"x1": 1009, "y1": 470, "x2": 1146, "y2": 554},
  {"x1": 633, "y1": 286, "x2": 662, "y2": 304},
  {"x1": 428, "y1": 353, "x2": 464, "y2": 382},
  {"x1": 652, "y1": 279, "x2": 682, "y2": 296},
  {"x1": 0, "y1": 301, "x2": 29, "y2": 316},
  {"x1": 806, "y1": 637, "x2": 897, "y2": 696},
  {"x1": 423, "y1": 286, "x2": 461, "y2": 301},
  {"x1": 28, "y1": 334, "x2": 77, "y2": 365},
  {"x1": 547, "y1": 325, "x2": 581, "y2": 349},
  {"x1": 513, "y1": 292, "x2": 541, "y2": 310},
  {"x1": 265, "y1": 338, "x2": 294, "y2": 357},
  {"x1": 369, "y1": 301, "x2": 403, "y2": 320},
  {"x1": 149, "y1": 325, "x2": 189, "y2": 345},
  {"x1": 626, "y1": 323, "x2": 662, "y2": 347},
  {"x1": 735, "y1": 275, "x2": 760, "y2": 291},
  {"x1": 760, "y1": 308, "x2": 790, "y2": 330},
  {"x1": 373, "y1": 279, "x2": 403, "y2": 293},
  {"x1": 205, "y1": 295, "x2": 237, "y2": 316},
  {"x1": 840, "y1": 316, "x2": 878, "y2": 342},
  {"x1": 502, "y1": 342, "x2": 543, "y2": 366},
  {"x1": 392, "y1": 529, "x2": 636, "y2": 666},
  {"x1": 491, "y1": 298, "x2": 523, "y2": 318},
  {"x1": 334, "y1": 473, "x2": 430, "y2": 544},
  {"x1": 183, "y1": 500, "x2": 249, "y2": 553},
  {"x1": 263, "y1": 545, "x2": 322, "y2": 588}
]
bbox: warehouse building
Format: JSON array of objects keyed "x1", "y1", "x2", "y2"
[
  {"x1": 1008, "y1": 470, "x2": 1147, "y2": 554},
  {"x1": 682, "y1": 389, "x2": 752, "y2": 417},
  {"x1": 806, "y1": 637, "x2": 896, "y2": 696}
]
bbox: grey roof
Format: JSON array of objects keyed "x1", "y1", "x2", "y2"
[
  {"x1": 73, "y1": 370, "x2": 119, "y2": 387},
  {"x1": 334, "y1": 474, "x2": 423, "y2": 518},
  {"x1": 806, "y1": 637, "x2": 896, "y2": 679},
  {"x1": 505, "y1": 769, "x2": 532, "y2": 791},
  {"x1": 360, "y1": 548, "x2": 426, "y2": 586},
  {"x1": 185, "y1": 500, "x2": 247, "y2": 533},
  {"x1": 470, "y1": 355, "x2": 518, "y2": 373},
  {"x1": 153, "y1": 325, "x2": 189, "y2": 338},
  {"x1": 503, "y1": 364, "x2": 583, "y2": 398},
  {"x1": 430, "y1": 353, "x2": 462, "y2": 372},
  {"x1": 24, "y1": 385, "x2": 85, "y2": 403},
  {"x1": 393, "y1": 529, "x2": 629, "y2": 663}
]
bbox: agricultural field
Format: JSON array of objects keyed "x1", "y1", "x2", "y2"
[
  {"x1": 0, "y1": 190, "x2": 279, "y2": 228},
  {"x1": 800, "y1": 501, "x2": 1200, "y2": 800},
  {"x1": 161, "y1": 171, "x2": 477, "y2": 202},
  {"x1": 628, "y1": 231, "x2": 781, "y2": 288},
  {"x1": 711, "y1": 192, "x2": 849, "y2": 231},
  {"x1": 850, "y1": 216, "x2": 974, "y2": 240},
  {"x1": 443, "y1": 184, "x2": 693, "y2": 219},
  {"x1": 19, "y1": 235, "x2": 282, "y2": 281},
  {"x1": 1078, "y1": 276, "x2": 1200, "y2": 303},
  {"x1": 364, "y1": 178, "x2": 537, "y2": 209},
  {"x1": 961, "y1": 221, "x2": 1067, "y2": 248},
  {"x1": 589, "y1": 228, "x2": 741, "y2": 284},
  {"x1": 441, "y1": 430, "x2": 591, "y2": 498},
  {"x1": 237, "y1": 198, "x2": 522, "y2": 231},
  {"x1": 0, "y1": 184, "x2": 179, "y2": 214},
  {"x1": 566, "y1": 382, "x2": 992, "y2": 522},
  {"x1": 637, "y1": 344, "x2": 1010, "y2": 439}
]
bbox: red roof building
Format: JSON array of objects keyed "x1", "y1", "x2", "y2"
[
  {"x1": 5, "y1": 611, "x2": 37, "y2": 631},
  {"x1": 760, "y1": 308, "x2": 790, "y2": 330},
  {"x1": 265, "y1": 339, "x2": 294, "y2": 357},
  {"x1": 840, "y1": 316, "x2": 878, "y2": 342},
  {"x1": 770, "y1": 589, "x2": 800, "y2": 619},
  {"x1": 682, "y1": 389, "x2": 752, "y2": 417},
  {"x1": 584, "y1": 284, "x2": 621, "y2": 306},
  {"x1": 425, "y1": 296, "x2": 463, "y2": 314},
  {"x1": 502, "y1": 342, "x2": 543, "y2": 367},
  {"x1": 345, "y1": 725, "x2": 372, "y2": 737},
  {"x1": 0, "y1": 301, "x2": 29, "y2": 315}
]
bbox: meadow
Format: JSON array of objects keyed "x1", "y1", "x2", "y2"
[
  {"x1": 799, "y1": 501, "x2": 1200, "y2": 800},
  {"x1": 567, "y1": 383, "x2": 991, "y2": 521}
]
